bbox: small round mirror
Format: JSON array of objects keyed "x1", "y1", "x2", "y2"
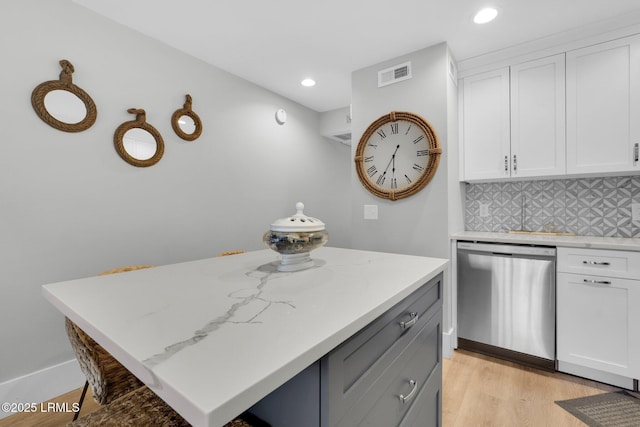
[
  {"x1": 43, "y1": 90, "x2": 87, "y2": 125},
  {"x1": 31, "y1": 60, "x2": 97, "y2": 132},
  {"x1": 114, "y1": 109, "x2": 164, "y2": 167},
  {"x1": 171, "y1": 94, "x2": 202, "y2": 141},
  {"x1": 123, "y1": 128, "x2": 157, "y2": 161},
  {"x1": 177, "y1": 115, "x2": 196, "y2": 135}
]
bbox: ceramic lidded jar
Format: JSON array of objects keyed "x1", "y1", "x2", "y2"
[{"x1": 263, "y1": 202, "x2": 328, "y2": 271}]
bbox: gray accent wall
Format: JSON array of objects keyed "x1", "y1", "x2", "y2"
[
  {"x1": 464, "y1": 176, "x2": 640, "y2": 237},
  {"x1": 350, "y1": 43, "x2": 453, "y2": 258},
  {"x1": 350, "y1": 43, "x2": 461, "y2": 357},
  {"x1": 1, "y1": 0, "x2": 350, "y2": 385}
]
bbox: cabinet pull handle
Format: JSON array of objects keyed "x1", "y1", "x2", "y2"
[
  {"x1": 583, "y1": 279, "x2": 612, "y2": 286},
  {"x1": 513, "y1": 154, "x2": 517, "y2": 172},
  {"x1": 399, "y1": 379, "x2": 418, "y2": 403},
  {"x1": 504, "y1": 155, "x2": 508, "y2": 173},
  {"x1": 582, "y1": 260, "x2": 610, "y2": 266},
  {"x1": 634, "y1": 143, "x2": 639, "y2": 165},
  {"x1": 400, "y1": 312, "x2": 418, "y2": 330}
]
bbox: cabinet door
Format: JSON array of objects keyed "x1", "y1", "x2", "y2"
[
  {"x1": 557, "y1": 272, "x2": 640, "y2": 378},
  {"x1": 510, "y1": 54, "x2": 566, "y2": 178},
  {"x1": 462, "y1": 68, "x2": 511, "y2": 181},
  {"x1": 566, "y1": 35, "x2": 640, "y2": 174}
]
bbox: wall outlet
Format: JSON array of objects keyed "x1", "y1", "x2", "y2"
[
  {"x1": 479, "y1": 202, "x2": 490, "y2": 217},
  {"x1": 364, "y1": 205, "x2": 378, "y2": 220},
  {"x1": 632, "y1": 203, "x2": 640, "y2": 222}
]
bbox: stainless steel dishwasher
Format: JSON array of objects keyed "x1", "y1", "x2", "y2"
[{"x1": 457, "y1": 241, "x2": 556, "y2": 371}]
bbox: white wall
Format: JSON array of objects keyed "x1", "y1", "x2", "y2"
[
  {"x1": 350, "y1": 43, "x2": 451, "y2": 258},
  {"x1": 0, "y1": 0, "x2": 351, "y2": 398},
  {"x1": 446, "y1": 48, "x2": 465, "y2": 355},
  {"x1": 350, "y1": 43, "x2": 458, "y2": 353}
]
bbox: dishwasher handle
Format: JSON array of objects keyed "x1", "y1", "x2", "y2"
[{"x1": 457, "y1": 241, "x2": 556, "y2": 257}]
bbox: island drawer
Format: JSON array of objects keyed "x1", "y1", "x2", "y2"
[
  {"x1": 322, "y1": 273, "x2": 442, "y2": 426},
  {"x1": 557, "y1": 247, "x2": 640, "y2": 279},
  {"x1": 332, "y1": 307, "x2": 442, "y2": 427}
]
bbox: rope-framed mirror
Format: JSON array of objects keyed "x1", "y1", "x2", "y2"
[
  {"x1": 31, "y1": 60, "x2": 97, "y2": 132},
  {"x1": 114, "y1": 108, "x2": 164, "y2": 167},
  {"x1": 171, "y1": 94, "x2": 202, "y2": 141}
]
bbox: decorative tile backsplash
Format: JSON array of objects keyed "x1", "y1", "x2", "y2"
[{"x1": 464, "y1": 176, "x2": 640, "y2": 238}]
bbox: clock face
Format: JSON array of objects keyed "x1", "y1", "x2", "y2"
[{"x1": 355, "y1": 112, "x2": 441, "y2": 201}]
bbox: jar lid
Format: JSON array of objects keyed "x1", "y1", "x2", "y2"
[{"x1": 270, "y1": 202, "x2": 326, "y2": 232}]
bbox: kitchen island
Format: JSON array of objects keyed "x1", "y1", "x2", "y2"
[{"x1": 42, "y1": 247, "x2": 448, "y2": 427}]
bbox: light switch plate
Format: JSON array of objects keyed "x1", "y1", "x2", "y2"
[
  {"x1": 364, "y1": 205, "x2": 378, "y2": 220},
  {"x1": 632, "y1": 203, "x2": 640, "y2": 222}
]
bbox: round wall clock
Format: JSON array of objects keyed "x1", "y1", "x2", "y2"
[{"x1": 354, "y1": 111, "x2": 441, "y2": 201}]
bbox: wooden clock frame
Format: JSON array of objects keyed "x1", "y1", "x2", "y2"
[{"x1": 354, "y1": 111, "x2": 441, "y2": 201}]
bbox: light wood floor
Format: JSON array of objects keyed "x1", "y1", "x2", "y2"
[
  {"x1": 1, "y1": 349, "x2": 634, "y2": 427},
  {"x1": 0, "y1": 386, "x2": 100, "y2": 427},
  {"x1": 442, "y1": 349, "x2": 628, "y2": 427}
]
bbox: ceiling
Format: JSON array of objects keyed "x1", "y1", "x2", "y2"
[{"x1": 73, "y1": 0, "x2": 640, "y2": 112}]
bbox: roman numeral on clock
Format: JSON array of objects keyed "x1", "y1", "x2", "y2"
[
  {"x1": 376, "y1": 129, "x2": 386, "y2": 139},
  {"x1": 367, "y1": 165, "x2": 378, "y2": 177},
  {"x1": 376, "y1": 174, "x2": 385, "y2": 186},
  {"x1": 413, "y1": 135, "x2": 425, "y2": 144},
  {"x1": 390, "y1": 123, "x2": 399, "y2": 134},
  {"x1": 364, "y1": 156, "x2": 374, "y2": 162},
  {"x1": 413, "y1": 164, "x2": 424, "y2": 172},
  {"x1": 417, "y1": 149, "x2": 429, "y2": 156}
]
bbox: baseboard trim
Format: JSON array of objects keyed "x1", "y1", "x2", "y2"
[
  {"x1": 442, "y1": 327, "x2": 455, "y2": 359},
  {"x1": 458, "y1": 338, "x2": 555, "y2": 372},
  {"x1": 0, "y1": 359, "x2": 85, "y2": 420},
  {"x1": 557, "y1": 360, "x2": 636, "y2": 390}
]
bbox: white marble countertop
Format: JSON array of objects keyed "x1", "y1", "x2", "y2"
[
  {"x1": 42, "y1": 247, "x2": 448, "y2": 427},
  {"x1": 451, "y1": 231, "x2": 640, "y2": 251}
]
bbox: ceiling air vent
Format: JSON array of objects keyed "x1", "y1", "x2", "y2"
[
  {"x1": 333, "y1": 133, "x2": 351, "y2": 142},
  {"x1": 326, "y1": 132, "x2": 351, "y2": 145},
  {"x1": 378, "y1": 61, "x2": 412, "y2": 88}
]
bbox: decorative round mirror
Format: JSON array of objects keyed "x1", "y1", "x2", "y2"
[
  {"x1": 114, "y1": 109, "x2": 164, "y2": 167},
  {"x1": 171, "y1": 94, "x2": 202, "y2": 141},
  {"x1": 31, "y1": 60, "x2": 97, "y2": 132}
]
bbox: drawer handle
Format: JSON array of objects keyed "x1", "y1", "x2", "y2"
[
  {"x1": 582, "y1": 260, "x2": 610, "y2": 266},
  {"x1": 399, "y1": 379, "x2": 418, "y2": 403},
  {"x1": 400, "y1": 312, "x2": 418, "y2": 330},
  {"x1": 583, "y1": 279, "x2": 612, "y2": 286}
]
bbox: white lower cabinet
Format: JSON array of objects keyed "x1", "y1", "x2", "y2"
[
  {"x1": 556, "y1": 248, "x2": 640, "y2": 388},
  {"x1": 248, "y1": 274, "x2": 443, "y2": 427}
]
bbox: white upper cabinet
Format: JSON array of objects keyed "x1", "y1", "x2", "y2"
[
  {"x1": 461, "y1": 54, "x2": 565, "y2": 181},
  {"x1": 510, "y1": 54, "x2": 566, "y2": 178},
  {"x1": 462, "y1": 68, "x2": 510, "y2": 181},
  {"x1": 566, "y1": 34, "x2": 640, "y2": 175}
]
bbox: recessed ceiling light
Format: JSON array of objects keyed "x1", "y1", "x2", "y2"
[
  {"x1": 473, "y1": 7, "x2": 498, "y2": 24},
  {"x1": 301, "y1": 78, "x2": 316, "y2": 87}
]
